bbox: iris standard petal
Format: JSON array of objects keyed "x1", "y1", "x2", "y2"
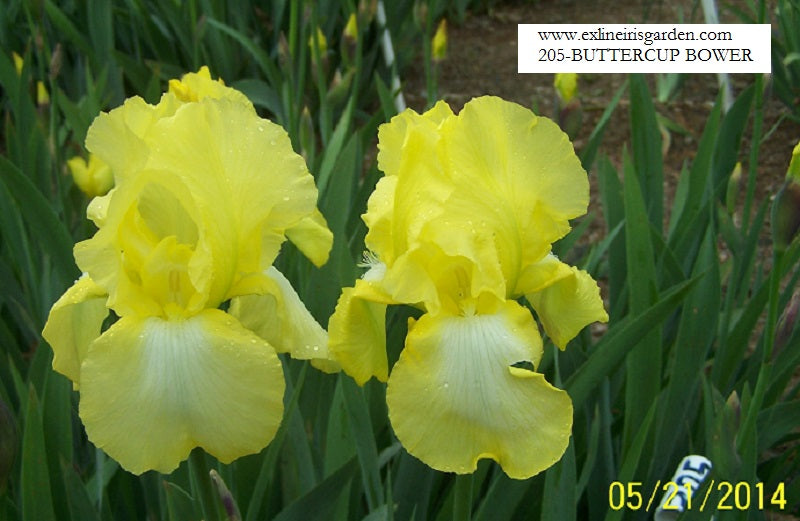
[
  {"x1": 167, "y1": 66, "x2": 252, "y2": 107},
  {"x1": 376, "y1": 100, "x2": 453, "y2": 178},
  {"x1": 144, "y1": 99, "x2": 320, "y2": 287},
  {"x1": 228, "y1": 267, "x2": 338, "y2": 372},
  {"x1": 526, "y1": 266, "x2": 608, "y2": 349},
  {"x1": 41, "y1": 275, "x2": 108, "y2": 386},
  {"x1": 85, "y1": 96, "x2": 161, "y2": 182},
  {"x1": 386, "y1": 300, "x2": 572, "y2": 480},
  {"x1": 328, "y1": 279, "x2": 394, "y2": 384},
  {"x1": 78, "y1": 309, "x2": 284, "y2": 475},
  {"x1": 441, "y1": 96, "x2": 589, "y2": 283}
]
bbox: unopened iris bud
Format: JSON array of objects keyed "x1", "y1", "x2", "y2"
[
  {"x1": 726, "y1": 161, "x2": 742, "y2": 213},
  {"x1": 775, "y1": 288, "x2": 800, "y2": 358},
  {"x1": 554, "y1": 73, "x2": 578, "y2": 105},
  {"x1": 210, "y1": 469, "x2": 242, "y2": 521},
  {"x1": 554, "y1": 74, "x2": 581, "y2": 140},
  {"x1": 49, "y1": 42, "x2": 62, "y2": 80},
  {"x1": 308, "y1": 27, "x2": 328, "y2": 57},
  {"x1": 358, "y1": 0, "x2": 376, "y2": 23},
  {"x1": 12, "y1": 52, "x2": 23, "y2": 75},
  {"x1": 36, "y1": 81, "x2": 49, "y2": 106},
  {"x1": 432, "y1": 19, "x2": 447, "y2": 62},
  {"x1": 277, "y1": 32, "x2": 290, "y2": 68},
  {"x1": 325, "y1": 69, "x2": 354, "y2": 108},
  {"x1": 771, "y1": 142, "x2": 800, "y2": 253},
  {"x1": 725, "y1": 390, "x2": 741, "y2": 428},
  {"x1": 299, "y1": 106, "x2": 314, "y2": 163},
  {"x1": 343, "y1": 13, "x2": 358, "y2": 42}
]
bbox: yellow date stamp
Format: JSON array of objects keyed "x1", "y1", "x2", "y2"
[{"x1": 608, "y1": 480, "x2": 788, "y2": 512}]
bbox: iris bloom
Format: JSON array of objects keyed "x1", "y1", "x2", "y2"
[
  {"x1": 42, "y1": 67, "x2": 336, "y2": 474},
  {"x1": 329, "y1": 96, "x2": 607, "y2": 479}
]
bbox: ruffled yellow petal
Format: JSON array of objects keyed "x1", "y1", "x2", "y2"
[
  {"x1": 85, "y1": 96, "x2": 162, "y2": 182},
  {"x1": 440, "y1": 96, "x2": 589, "y2": 285},
  {"x1": 285, "y1": 209, "x2": 333, "y2": 267},
  {"x1": 228, "y1": 267, "x2": 338, "y2": 372},
  {"x1": 363, "y1": 175, "x2": 398, "y2": 265},
  {"x1": 386, "y1": 300, "x2": 571, "y2": 479},
  {"x1": 328, "y1": 279, "x2": 394, "y2": 384},
  {"x1": 142, "y1": 99, "x2": 319, "y2": 288},
  {"x1": 167, "y1": 66, "x2": 252, "y2": 107},
  {"x1": 513, "y1": 252, "x2": 574, "y2": 296},
  {"x1": 86, "y1": 189, "x2": 113, "y2": 227},
  {"x1": 369, "y1": 113, "x2": 453, "y2": 270},
  {"x1": 41, "y1": 275, "x2": 108, "y2": 386},
  {"x1": 79, "y1": 309, "x2": 285, "y2": 475},
  {"x1": 376, "y1": 100, "x2": 453, "y2": 178},
  {"x1": 526, "y1": 266, "x2": 608, "y2": 349},
  {"x1": 81, "y1": 99, "x2": 323, "y2": 313}
]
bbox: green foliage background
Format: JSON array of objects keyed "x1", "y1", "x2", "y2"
[{"x1": 0, "y1": 0, "x2": 798, "y2": 519}]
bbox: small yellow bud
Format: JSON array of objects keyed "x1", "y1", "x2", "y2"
[
  {"x1": 787, "y1": 141, "x2": 800, "y2": 181},
  {"x1": 36, "y1": 81, "x2": 49, "y2": 105},
  {"x1": 67, "y1": 154, "x2": 114, "y2": 198},
  {"x1": 772, "y1": 143, "x2": 800, "y2": 253},
  {"x1": 725, "y1": 161, "x2": 742, "y2": 212},
  {"x1": 344, "y1": 13, "x2": 358, "y2": 42},
  {"x1": 308, "y1": 27, "x2": 328, "y2": 55},
  {"x1": 554, "y1": 73, "x2": 578, "y2": 104},
  {"x1": 12, "y1": 52, "x2": 23, "y2": 75},
  {"x1": 432, "y1": 19, "x2": 447, "y2": 62}
]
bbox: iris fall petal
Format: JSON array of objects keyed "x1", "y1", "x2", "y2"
[
  {"x1": 79, "y1": 309, "x2": 284, "y2": 475},
  {"x1": 386, "y1": 300, "x2": 571, "y2": 479}
]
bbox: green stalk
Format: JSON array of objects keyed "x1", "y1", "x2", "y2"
[
  {"x1": 452, "y1": 473, "x2": 473, "y2": 521},
  {"x1": 423, "y1": 5, "x2": 436, "y2": 107},
  {"x1": 189, "y1": 450, "x2": 221, "y2": 521},
  {"x1": 741, "y1": 66, "x2": 764, "y2": 232},
  {"x1": 736, "y1": 249, "x2": 782, "y2": 456}
]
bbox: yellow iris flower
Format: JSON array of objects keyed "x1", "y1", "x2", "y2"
[
  {"x1": 329, "y1": 96, "x2": 608, "y2": 479},
  {"x1": 42, "y1": 67, "x2": 335, "y2": 475}
]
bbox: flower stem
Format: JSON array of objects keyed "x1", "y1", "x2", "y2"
[
  {"x1": 452, "y1": 473, "x2": 473, "y2": 521},
  {"x1": 189, "y1": 449, "x2": 221, "y2": 521}
]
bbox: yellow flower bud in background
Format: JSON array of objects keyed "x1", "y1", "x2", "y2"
[
  {"x1": 12, "y1": 51, "x2": 23, "y2": 75},
  {"x1": 67, "y1": 153, "x2": 114, "y2": 198},
  {"x1": 432, "y1": 19, "x2": 447, "y2": 62},
  {"x1": 344, "y1": 13, "x2": 358, "y2": 42},
  {"x1": 36, "y1": 81, "x2": 49, "y2": 105},
  {"x1": 554, "y1": 73, "x2": 578, "y2": 104},
  {"x1": 788, "y1": 141, "x2": 800, "y2": 181},
  {"x1": 309, "y1": 27, "x2": 328, "y2": 55},
  {"x1": 725, "y1": 161, "x2": 742, "y2": 213},
  {"x1": 772, "y1": 142, "x2": 800, "y2": 253}
]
